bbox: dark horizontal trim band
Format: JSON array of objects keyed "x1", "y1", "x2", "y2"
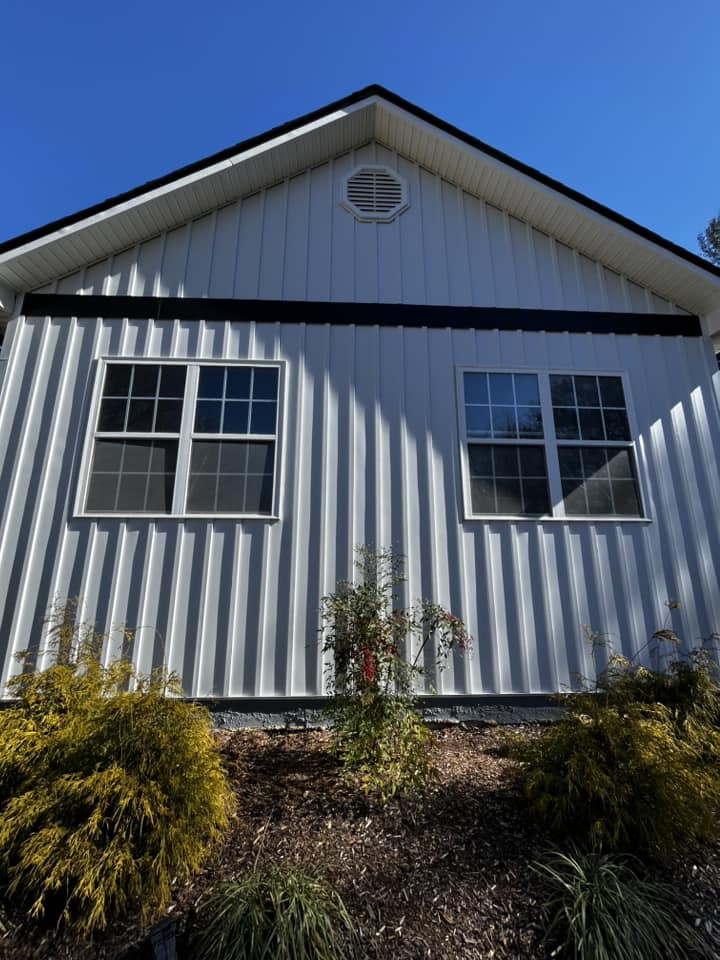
[{"x1": 22, "y1": 293, "x2": 702, "y2": 337}]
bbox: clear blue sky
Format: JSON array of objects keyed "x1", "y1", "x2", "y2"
[{"x1": 3, "y1": 0, "x2": 718, "y2": 257}]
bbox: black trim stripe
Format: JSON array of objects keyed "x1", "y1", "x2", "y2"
[
  {"x1": 22, "y1": 294, "x2": 701, "y2": 337},
  {"x1": 2, "y1": 84, "x2": 719, "y2": 282}
]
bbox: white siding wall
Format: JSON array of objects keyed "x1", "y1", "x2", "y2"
[
  {"x1": 36, "y1": 143, "x2": 688, "y2": 316},
  {"x1": 1, "y1": 314, "x2": 719, "y2": 697}
]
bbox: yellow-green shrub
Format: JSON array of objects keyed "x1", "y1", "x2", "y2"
[
  {"x1": 509, "y1": 696, "x2": 720, "y2": 860},
  {"x1": 0, "y1": 605, "x2": 233, "y2": 935}
]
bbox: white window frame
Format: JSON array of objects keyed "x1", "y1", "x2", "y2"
[
  {"x1": 456, "y1": 366, "x2": 650, "y2": 522},
  {"x1": 76, "y1": 358, "x2": 285, "y2": 519}
]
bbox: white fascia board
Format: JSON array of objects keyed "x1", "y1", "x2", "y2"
[
  {"x1": 0, "y1": 98, "x2": 379, "y2": 272},
  {"x1": 377, "y1": 100, "x2": 720, "y2": 295}
]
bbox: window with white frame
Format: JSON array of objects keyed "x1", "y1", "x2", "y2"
[
  {"x1": 459, "y1": 370, "x2": 643, "y2": 518},
  {"x1": 84, "y1": 361, "x2": 281, "y2": 516}
]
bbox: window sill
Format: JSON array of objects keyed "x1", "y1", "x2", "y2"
[
  {"x1": 76, "y1": 513, "x2": 280, "y2": 521},
  {"x1": 462, "y1": 514, "x2": 652, "y2": 523}
]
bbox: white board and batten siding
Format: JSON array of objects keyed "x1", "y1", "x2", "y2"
[{"x1": 1, "y1": 146, "x2": 718, "y2": 700}]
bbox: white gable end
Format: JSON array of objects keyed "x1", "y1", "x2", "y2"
[{"x1": 37, "y1": 144, "x2": 687, "y2": 316}]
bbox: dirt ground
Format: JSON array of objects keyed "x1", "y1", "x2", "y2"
[{"x1": 1, "y1": 725, "x2": 719, "y2": 959}]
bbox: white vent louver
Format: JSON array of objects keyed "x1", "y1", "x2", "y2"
[{"x1": 342, "y1": 165, "x2": 409, "y2": 223}]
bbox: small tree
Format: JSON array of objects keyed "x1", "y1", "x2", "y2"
[
  {"x1": 321, "y1": 547, "x2": 470, "y2": 801},
  {"x1": 698, "y1": 212, "x2": 720, "y2": 266}
]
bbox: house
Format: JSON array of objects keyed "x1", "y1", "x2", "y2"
[{"x1": 1, "y1": 85, "x2": 720, "y2": 715}]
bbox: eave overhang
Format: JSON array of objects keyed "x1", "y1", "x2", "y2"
[{"x1": 2, "y1": 85, "x2": 720, "y2": 319}]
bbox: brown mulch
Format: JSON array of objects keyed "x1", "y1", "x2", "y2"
[{"x1": 1, "y1": 725, "x2": 719, "y2": 959}]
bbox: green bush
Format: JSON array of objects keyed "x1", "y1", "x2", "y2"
[
  {"x1": 321, "y1": 547, "x2": 470, "y2": 802},
  {"x1": 192, "y1": 869, "x2": 355, "y2": 960},
  {"x1": 509, "y1": 696, "x2": 719, "y2": 859},
  {"x1": 0, "y1": 602, "x2": 233, "y2": 935},
  {"x1": 533, "y1": 846, "x2": 717, "y2": 959}
]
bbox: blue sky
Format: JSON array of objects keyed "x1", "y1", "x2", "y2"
[{"x1": 3, "y1": 0, "x2": 718, "y2": 256}]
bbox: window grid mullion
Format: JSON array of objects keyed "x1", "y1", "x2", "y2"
[
  {"x1": 538, "y1": 374, "x2": 563, "y2": 518},
  {"x1": 173, "y1": 365, "x2": 199, "y2": 515}
]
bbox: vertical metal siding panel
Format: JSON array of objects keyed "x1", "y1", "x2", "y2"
[
  {"x1": 532, "y1": 230, "x2": 562, "y2": 309},
  {"x1": 508, "y1": 217, "x2": 540, "y2": 309},
  {"x1": 352, "y1": 325, "x2": 377, "y2": 547},
  {"x1": 555, "y1": 242, "x2": 583, "y2": 309},
  {"x1": 396, "y1": 156, "x2": 426, "y2": 303},
  {"x1": 234, "y1": 193, "x2": 264, "y2": 298},
  {"x1": 353, "y1": 144, "x2": 380, "y2": 303},
  {"x1": 419, "y1": 169, "x2": 449, "y2": 305},
  {"x1": 442, "y1": 182, "x2": 473, "y2": 306},
  {"x1": 133, "y1": 236, "x2": 164, "y2": 296},
  {"x1": 306, "y1": 162, "x2": 333, "y2": 301},
  {"x1": 157, "y1": 225, "x2": 191, "y2": 297},
  {"x1": 578, "y1": 254, "x2": 605, "y2": 310},
  {"x1": 208, "y1": 204, "x2": 240, "y2": 298},
  {"x1": 283, "y1": 174, "x2": 310, "y2": 300},
  {"x1": 603, "y1": 268, "x2": 627, "y2": 311},
  {"x1": 374, "y1": 145, "x2": 403, "y2": 303},
  {"x1": 330, "y1": 153, "x2": 355, "y2": 301},
  {"x1": 463, "y1": 193, "x2": 495, "y2": 307},
  {"x1": 485, "y1": 206, "x2": 516, "y2": 306},
  {"x1": 185, "y1": 214, "x2": 215, "y2": 298}
]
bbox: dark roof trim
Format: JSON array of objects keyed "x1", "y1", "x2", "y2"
[
  {"x1": 3, "y1": 85, "x2": 720, "y2": 281},
  {"x1": 22, "y1": 294, "x2": 701, "y2": 337}
]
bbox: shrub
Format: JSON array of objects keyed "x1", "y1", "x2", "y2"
[
  {"x1": 508, "y1": 696, "x2": 719, "y2": 859},
  {"x1": 533, "y1": 846, "x2": 717, "y2": 960},
  {"x1": 0, "y1": 601, "x2": 233, "y2": 935},
  {"x1": 321, "y1": 547, "x2": 470, "y2": 801},
  {"x1": 192, "y1": 869, "x2": 355, "y2": 960}
]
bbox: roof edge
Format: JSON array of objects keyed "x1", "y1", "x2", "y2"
[{"x1": 2, "y1": 83, "x2": 719, "y2": 283}]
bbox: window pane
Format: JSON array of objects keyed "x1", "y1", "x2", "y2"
[
  {"x1": 104, "y1": 365, "x2": 131, "y2": 397},
  {"x1": 127, "y1": 399, "x2": 155, "y2": 432},
  {"x1": 579, "y1": 408, "x2": 605, "y2": 441},
  {"x1": 603, "y1": 408, "x2": 630, "y2": 441},
  {"x1": 252, "y1": 367, "x2": 279, "y2": 401},
  {"x1": 489, "y1": 373, "x2": 514, "y2": 405},
  {"x1": 466, "y1": 406, "x2": 491, "y2": 436},
  {"x1": 250, "y1": 401, "x2": 277, "y2": 435},
  {"x1": 226, "y1": 367, "x2": 252, "y2": 400},
  {"x1": 246, "y1": 441, "x2": 274, "y2": 474},
  {"x1": 612, "y1": 479, "x2": 641, "y2": 515},
  {"x1": 464, "y1": 373, "x2": 488, "y2": 405},
  {"x1": 220, "y1": 442, "x2": 248, "y2": 473},
  {"x1": 145, "y1": 475, "x2": 175, "y2": 512},
  {"x1": 517, "y1": 406, "x2": 543, "y2": 438},
  {"x1": 558, "y1": 447, "x2": 583, "y2": 478},
  {"x1": 223, "y1": 401, "x2": 250, "y2": 434},
  {"x1": 562, "y1": 478, "x2": 588, "y2": 515},
  {"x1": 492, "y1": 406, "x2": 517, "y2": 438},
  {"x1": 150, "y1": 442, "x2": 177, "y2": 473},
  {"x1": 582, "y1": 447, "x2": 609, "y2": 477},
  {"x1": 98, "y1": 398, "x2": 127, "y2": 431},
  {"x1": 117, "y1": 475, "x2": 148, "y2": 511},
  {"x1": 468, "y1": 445, "x2": 493, "y2": 476},
  {"x1": 122, "y1": 440, "x2": 152, "y2": 472},
  {"x1": 245, "y1": 474, "x2": 274, "y2": 514},
  {"x1": 493, "y1": 446, "x2": 519, "y2": 477},
  {"x1": 495, "y1": 478, "x2": 522, "y2": 513},
  {"x1": 553, "y1": 407, "x2": 579, "y2": 439},
  {"x1": 86, "y1": 473, "x2": 119, "y2": 511},
  {"x1": 586, "y1": 478, "x2": 613, "y2": 513},
  {"x1": 155, "y1": 399, "x2": 183, "y2": 432},
  {"x1": 574, "y1": 376, "x2": 600, "y2": 407},
  {"x1": 470, "y1": 478, "x2": 495, "y2": 513},
  {"x1": 514, "y1": 374, "x2": 539, "y2": 405},
  {"x1": 607, "y1": 448, "x2": 633, "y2": 479},
  {"x1": 522, "y1": 479, "x2": 549, "y2": 514},
  {"x1": 159, "y1": 366, "x2": 186, "y2": 398},
  {"x1": 92, "y1": 439, "x2": 124, "y2": 472},
  {"x1": 191, "y1": 441, "x2": 220, "y2": 473},
  {"x1": 198, "y1": 366, "x2": 225, "y2": 399},
  {"x1": 187, "y1": 475, "x2": 217, "y2": 512},
  {"x1": 519, "y1": 446, "x2": 546, "y2": 477},
  {"x1": 217, "y1": 478, "x2": 245, "y2": 512},
  {"x1": 131, "y1": 365, "x2": 159, "y2": 397},
  {"x1": 599, "y1": 376, "x2": 625, "y2": 407},
  {"x1": 195, "y1": 400, "x2": 223, "y2": 432},
  {"x1": 550, "y1": 375, "x2": 575, "y2": 406}
]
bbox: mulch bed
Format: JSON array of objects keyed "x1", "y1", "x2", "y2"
[{"x1": 1, "y1": 725, "x2": 719, "y2": 959}]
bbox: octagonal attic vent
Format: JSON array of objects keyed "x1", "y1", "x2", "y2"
[{"x1": 342, "y1": 165, "x2": 409, "y2": 222}]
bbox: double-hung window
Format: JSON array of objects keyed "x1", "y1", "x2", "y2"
[
  {"x1": 83, "y1": 361, "x2": 282, "y2": 517},
  {"x1": 459, "y1": 370, "x2": 644, "y2": 519}
]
